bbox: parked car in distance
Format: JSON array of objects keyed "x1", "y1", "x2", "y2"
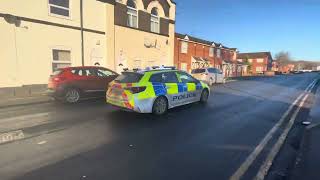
[
  {"x1": 107, "y1": 67, "x2": 210, "y2": 115},
  {"x1": 191, "y1": 68, "x2": 225, "y2": 86},
  {"x1": 48, "y1": 66, "x2": 118, "y2": 103}
]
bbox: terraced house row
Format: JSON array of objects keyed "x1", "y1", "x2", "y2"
[
  {"x1": 0, "y1": 0, "x2": 176, "y2": 88},
  {"x1": 0, "y1": 0, "x2": 272, "y2": 90}
]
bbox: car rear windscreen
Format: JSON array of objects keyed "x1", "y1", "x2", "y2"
[
  {"x1": 191, "y1": 69, "x2": 205, "y2": 74},
  {"x1": 51, "y1": 69, "x2": 63, "y2": 76},
  {"x1": 115, "y1": 72, "x2": 143, "y2": 83}
]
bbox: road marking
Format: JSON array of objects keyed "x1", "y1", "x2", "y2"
[
  {"x1": 37, "y1": 141, "x2": 47, "y2": 145},
  {"x1": 0, "y1": 130, "x2": 24, "y2": 144},
  {"x1": 0, "y1": 112, "x2": 50, "y2": 123},
  {"x1": 230, "y1": 79, "x2": 317, "y2": 180},
  {"x1": 254, "y1": 81, "x2": 315, "y2": 180}
]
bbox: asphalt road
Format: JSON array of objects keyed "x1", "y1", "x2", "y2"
[{"x1": 0, "y1": 73, "x2": 319, "y2": 180}]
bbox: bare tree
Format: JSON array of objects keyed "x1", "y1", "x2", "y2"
[{"x1": 274, "y1": 51, "x2": 292, "y2": 66}]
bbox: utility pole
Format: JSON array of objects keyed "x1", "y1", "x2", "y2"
[{"x1": 80, "y1": 0, "x2": 85, "y2": 66}]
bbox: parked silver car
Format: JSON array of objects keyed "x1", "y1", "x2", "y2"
[{"x1": 191, "y1": 68, "x2": 225, "y2": 86}]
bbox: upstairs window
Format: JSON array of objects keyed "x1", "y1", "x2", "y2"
[
  {"x1": 49, "y1": 0, "x2": 70, "y2": 17},
  {"x1": 256, "y1": 58, "x2": 264, "y2": 63},
  {"x1": 217, "y1": 49, "x2": 221, "y2": 58},
  {"x1": 127, "y1": 0, "x2": 138, "y2": 28},
  {"x1": 209, "y1": 47, "x2": 214, "y2": 57},
  {"x1": 181, "y1": 41, "x2": 188, "y2": 54},
  {"x1": 151, "y1": 8, "x2": 160, "y2": 33}
]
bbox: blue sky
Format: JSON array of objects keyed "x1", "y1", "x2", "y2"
[{"x1": 175, "y1": 0, "x2": 320, "y2": 61}]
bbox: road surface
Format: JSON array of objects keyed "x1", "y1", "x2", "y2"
[{"x1": 0, "y1": 73, "x2": 318, "y2": 180}]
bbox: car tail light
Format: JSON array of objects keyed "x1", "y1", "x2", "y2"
[
  {"x1": 125, "y1": 86, "x2": 146, "y2": 94},
  {"x1": 53, "y1": 76, "x2": 66, "y2": 82}
]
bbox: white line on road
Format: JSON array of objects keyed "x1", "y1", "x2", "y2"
[
  {"x1": 0, "y1": 112, "x2": 51, "y2": 132},
  {"x1": 229, "y1": 79, "x2": 317, "y2": 180},
  {"x1": 37, "y1": 141, "x2": 47, "y2": 145},
  {"x1": 0, "y1": 112, "x2": 50, "y2": 124},
  {"x1": 254, "y1": 80, "x2": 316, "y2": 180}
]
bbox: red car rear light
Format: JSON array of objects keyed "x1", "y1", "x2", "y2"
[
  {"x1": 52, "y1": 76, "x2": 66, "y2": 82},
  {"x1": 125, "y1": 86, "x2": 146, "y2": 94}
]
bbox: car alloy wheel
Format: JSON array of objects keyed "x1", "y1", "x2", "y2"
[
  {"x1": 200, "y1": 89, "x2": 209, "y2": 103},
  {"x1": 65, "y1": 88, "x2": 80, "y2": 103},
  {"x1": 152, "y1": 96, "x2": 168, "y2": 115}
]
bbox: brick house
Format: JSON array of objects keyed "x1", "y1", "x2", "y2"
[
  {"x1": 272, "y1": 61, "x2": 295, "y2": 73},
  {"x1": 174, "y1": 33, "x2": 239, "y2": 77},
  {"x1": 237, "y1": 52, "x2": 273, "y2": 75}
]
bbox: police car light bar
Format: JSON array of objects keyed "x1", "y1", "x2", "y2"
[{"x1": 150, "y1": 66, "x2": 176, "y2": 70}]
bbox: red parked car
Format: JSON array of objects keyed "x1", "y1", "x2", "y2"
[{"x1": 47, "y1": 66, "x2": 118, "y2": 103}]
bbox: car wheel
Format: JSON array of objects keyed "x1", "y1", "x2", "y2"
[
  {"x1": 64, "y1": 88, "x2": 81, "y2": 103},
  {"x1": 200, "y1": 89, "x2": 209, "y2": 103},
  {"x1": 152, "y1": 96, "x2": 168, "y2": 115}
]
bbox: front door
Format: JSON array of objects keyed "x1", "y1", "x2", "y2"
[
  {"x1": 149, "y1": 72, "x2": 180, "y2": 107},
  {"x1": 176, "y1": 71, "x2": 201, "y2": 105}
]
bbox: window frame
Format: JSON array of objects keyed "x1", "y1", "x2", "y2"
[
  {"x1": 216, "y1": 49, "x2": 221, "y2": 58},
  {"x1": 48, "y1": 0, "x2": 71, "y2": 19},
  {"x1": 150, "y1": 8, "x2": 160, "y2": 33},
  {"x1": 209, "y1": 47, "x2": 214, "y2": 57},
  {"x1": 177, "y1": 71, "x2": 198, "y2": 83},
  {"x1": 256, "y1": 58, "x2": 264, "y2": 63},
  {"x1": 150, "y1": 72, "x2": 179, "y2": 83},
  {"x1": 51, "y1": 48, "x2": 72, "y2": 72},
  {"x1": 96, "y1": 68, "x2": 117, "y2": 77},
  {"x1": 127, "y1": 6, "x2": 138, "y2": 28}
]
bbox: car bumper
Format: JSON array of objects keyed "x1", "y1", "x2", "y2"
[
  {"x1": 46, "y1": 88, "x2": 64, "y2": 98},
  {"x1": 107, "y1": 96, "x2": 154, "y2": 114}
]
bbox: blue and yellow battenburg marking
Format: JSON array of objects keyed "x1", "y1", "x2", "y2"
[{"x1": 107, "y1": 70, "x2": 209, "y2": 112}]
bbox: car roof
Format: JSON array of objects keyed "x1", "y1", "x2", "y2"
[
  {"x1": 121, "y1": 69, "x2": 181, "y2": 74},
  {"x1": 65, "y1": 66, "x2": 105, "y2": 69}
]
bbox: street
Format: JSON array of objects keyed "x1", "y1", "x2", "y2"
[{"x1": 0, "y1": 73, "x2": 319, "y2": 180}]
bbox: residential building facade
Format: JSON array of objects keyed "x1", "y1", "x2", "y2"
[
  {"x1": 237, "y1": 52, "x2": 273, "y2": 75},
  {"x1": 0, "y1": 0, "x2": 109, "y2": 88},
  {"x1": 0, "y1": 0, "x2": 176, "y2": 88},
  {"x1": 174, "y1": 33, "x2": 240, "y2": 77},
  {"x1": 113, "y1": 0, "x2": 176, "y2": 73}
]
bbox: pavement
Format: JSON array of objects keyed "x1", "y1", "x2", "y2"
[
  {"x1": 0, "y1": 95, "x2": 53, "y2": 109},
  {"x1": 290, "y1": 81, "x2": 320, "y2": 180},
  {"x1": 0, "y1": 73, "x2": 319, "y2": 180}
]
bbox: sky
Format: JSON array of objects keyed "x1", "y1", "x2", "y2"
[{"x1": 175, "y1": 0, "x2": 320, "y2": 61}]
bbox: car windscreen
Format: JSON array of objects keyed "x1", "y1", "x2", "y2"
[
  {"x1": 191, "y1": 69, "x2": 205, "y2": 74},
  {"x1": 51, "y1": 69, "x2": 63, "y2": 76},
  {"x1": 207, "y1": 68, "x2": 218, "y2": 73},
  {"x1": 115, "y1": 72, "x2": 144, "y2": 83}
]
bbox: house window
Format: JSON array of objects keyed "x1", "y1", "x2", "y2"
[
  {"x1": 217, "y1": 49, "x2": 221, "y2": 58},
  {"x1": 151, "y1": 8, "x2": 160, "y2": 33},
  {"x1": 181, "y1": 41, "x2": 188, "y2": 54},
  {"x1": 127, "y1": 0, "x2": 138, "y2": 28},
  {"x1": 256, "y1": 66, "x2": 263, "y2": 72},
  {"x1": 256, "y1": 58, "x2": 264, "y2": 63},
  {"x1": 52, "y1": 49, "x2": 71, "y2": 72},
  {"x1": 209, "y1": 47, "x2": 214, "y2": 57},
  {"x1": 181, "y1": 63, "x2": 187, "y2": 71},
  {"x1": 48, "y1": 0, "x2": 70, "y2": 17}
]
